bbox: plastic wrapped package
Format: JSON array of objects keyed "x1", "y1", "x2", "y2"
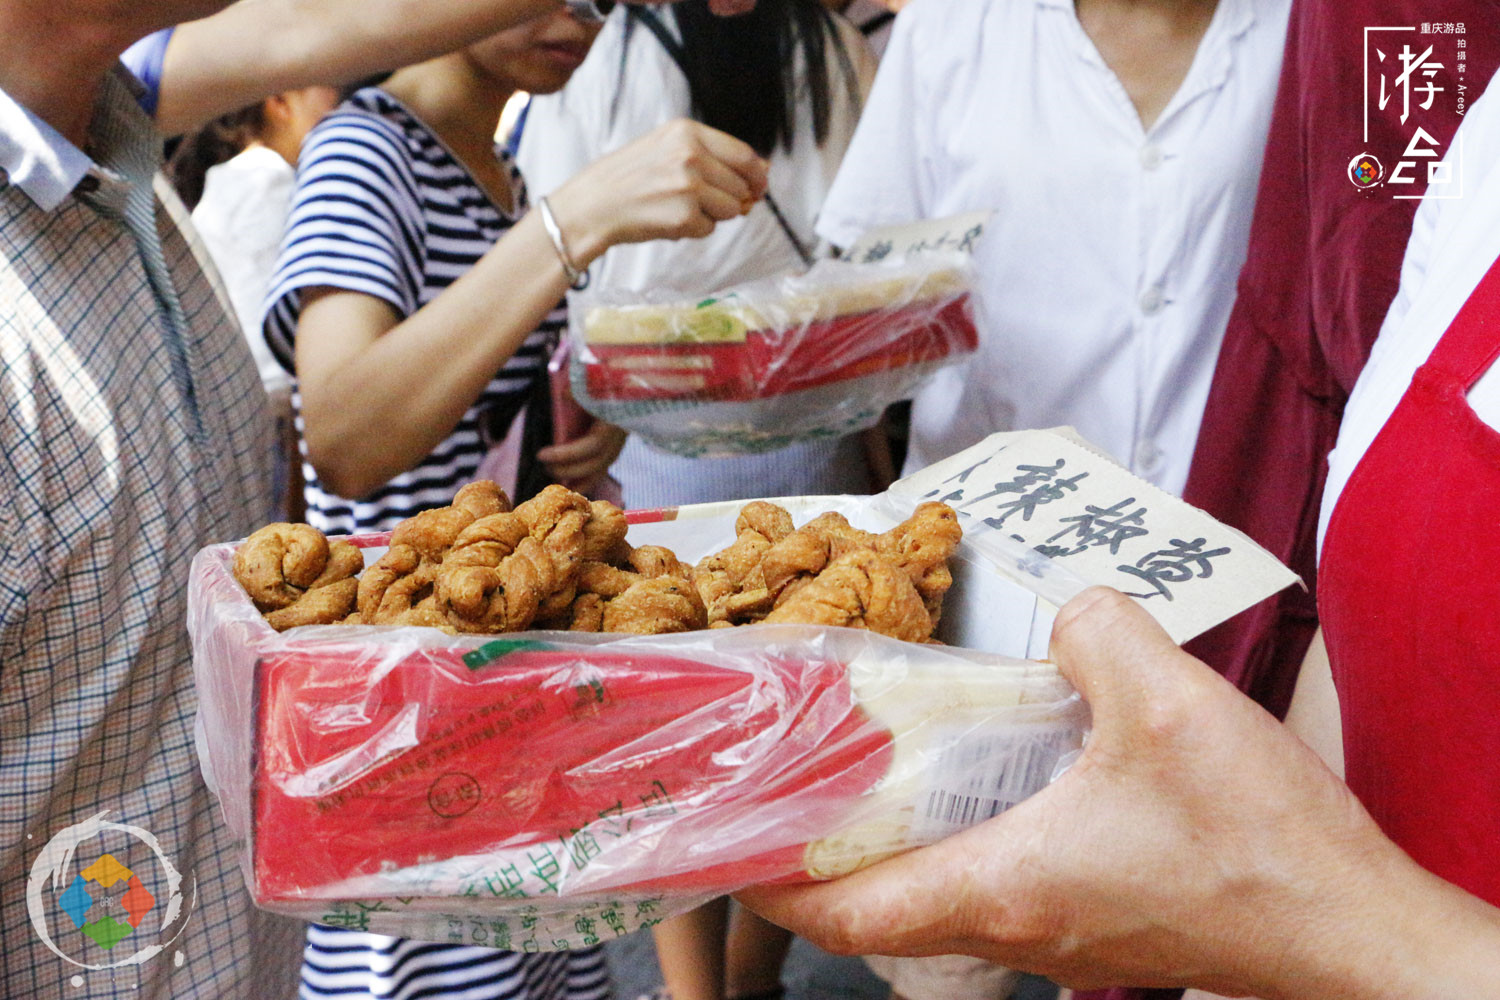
[
  {"x1": 571, "y1": 254, "x2": 979, "y2": 457},
  {"x1": 187, "y1": 498, "x2": 1083, "y2": 949}
]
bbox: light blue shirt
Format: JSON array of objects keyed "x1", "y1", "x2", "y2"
[{"x1": 0, "y1": 79, "x2": 94, "y2": 210}]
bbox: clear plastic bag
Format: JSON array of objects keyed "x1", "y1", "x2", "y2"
[
  {"x1": 571, "y1": 254, "x2": 979, "y2": 458},
  {"x1": 186, "y1": 499, "x2": 1083, "y2": 949}
]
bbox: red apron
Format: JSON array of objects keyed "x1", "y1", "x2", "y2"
[{"x1": 1319, "y1": 258, "x2": 1500, "y2": 906}]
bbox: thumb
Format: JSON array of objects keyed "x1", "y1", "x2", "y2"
[{"x1": 1048, "y1": 587, "x2": 1195, "y2": 735}]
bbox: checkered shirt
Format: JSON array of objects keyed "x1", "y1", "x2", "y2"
[{"x1": 0, "y1": 69, "x2": 303, "y2": 997}]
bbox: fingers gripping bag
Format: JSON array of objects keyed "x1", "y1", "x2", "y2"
[
  {"x1": 571, "y1": 251, "x2": 979, "y2": 457},
  {"x1": 186, "y1": 494, "x2": 1084, "y2": 950}
]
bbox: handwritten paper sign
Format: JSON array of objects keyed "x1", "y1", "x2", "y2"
[
  {"x1": 844, "y1": 211, "x2": 993, "y2": 265},
  {"x1": 878, "y1": 428, "x2": 1301, "y2": 644}
]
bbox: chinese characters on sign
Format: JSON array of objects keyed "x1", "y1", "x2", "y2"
[
  {"x1": 844, "y1": 210, "x2": 993, "y2": 264},
  {"x1": 915, "y1": 458, "x2": 1227, "y2": 603},
  {"x1": 886, "y1": 429, "x2": 1301, "y2": 643},
  {"x1": 1359, "y1": 22, "x2": 1469, "y2": 198},
  {"x1": 853, "y1": 224, "x2": 983, "y2": 265}
]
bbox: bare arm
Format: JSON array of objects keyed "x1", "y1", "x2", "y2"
[
  {"x1": 297, "y1": 120, "x2": 767, "y2": 498},
  {"x1": 739, "y1": 589, "x2": 1500, "y2": 999},
  {"x1": 154, "y1": 0, "x2": 557, "y2": 136},
  {"x1": 152, "y1": 0, "x2": 760, "y2": 137},
  {"x1": 1284, "y1": 627, "x2": 1343, "y2": 778}
]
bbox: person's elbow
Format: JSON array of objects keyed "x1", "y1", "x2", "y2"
[
  {"x1": 307, "y1": 453, "x2": 385, "y2": 501},
  {"x1": 302, "y1": 422, "x2": 389, "y2": 500}
]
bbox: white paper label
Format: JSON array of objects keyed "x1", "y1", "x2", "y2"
[
  {"x1": 844, "y1": 211, "x2": 993, "y2": 264},
  {"x1": 910, "y1": 723, "x2": 1078, "y2": 841},
  {"x1": 883, "y1": 428, "x2": 1302, "y2": 644}
]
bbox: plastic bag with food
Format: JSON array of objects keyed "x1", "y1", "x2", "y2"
[
  {"x1": 570, "y1": 253, "x2": 979, "y2": 457},
  {"x1": 186, "y1": 493, "x2": 1083, "y2": 948}
]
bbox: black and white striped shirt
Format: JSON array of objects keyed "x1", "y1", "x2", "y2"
[
  {"x1": 263, "y1": 88, "x2": 605, "y2": 1000},
  {"x1": 264, "y1": 87, "x2": 560, "y2": 533},
  {"x1": 299, "y1": 925, "x2": 612, "y2": 1000}
]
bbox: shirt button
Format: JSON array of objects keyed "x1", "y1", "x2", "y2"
[
  {"x1": 1138, "y1": 285, "x2": 1165, "y2": 315},
  {"x1": 1139, "y1": 144, "x2": 1164, "y2": 171}
]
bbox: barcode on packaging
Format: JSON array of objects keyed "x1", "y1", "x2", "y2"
[{"x1": 909, "y1": 724, "x2": 1078, "y2": 841}]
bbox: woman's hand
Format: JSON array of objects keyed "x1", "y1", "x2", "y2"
[
  {"x1": 537, "y1": 421, "x2": 628, "y2": 495},
  {"x1": 546, "y1": 119, "x2": 769, "y2": 264},
  {"x1": 738, "y1": 588, "x2": 1500, "y2": 998}
]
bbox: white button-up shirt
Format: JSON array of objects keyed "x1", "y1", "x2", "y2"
[
  {"x1": 191, "y1": 145, "x2": 297, "y2": 395},
  {"x1": 817, "y1": 0, "x2": 1290, "y2": 494}
]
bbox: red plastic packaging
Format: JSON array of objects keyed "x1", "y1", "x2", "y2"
[
  {"x1": 188, "y1": 500, "x2": 1083, "y2": 948},
  {"x1": 571, "y1": 255, "x2": 979, "y2": 457}
]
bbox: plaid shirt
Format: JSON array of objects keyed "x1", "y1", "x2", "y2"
[{"x1": 0, "y1": 69, "x2": 302, "y2": 997}]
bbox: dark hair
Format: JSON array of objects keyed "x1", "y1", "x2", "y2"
[
  {"x1": 623, "y1": 0, "x2": 860, "y2": 157},
  {"x1": 164, "y1": 103, "x2": 268, "y2": 210}
]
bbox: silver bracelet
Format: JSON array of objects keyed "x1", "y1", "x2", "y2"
[{"x1": 537, "y1": 195, "x2": 589, "y2": 290}]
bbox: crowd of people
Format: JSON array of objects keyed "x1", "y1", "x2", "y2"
[{"x1": 1, "y1": 0, "x2": 1496, "y2": 999}]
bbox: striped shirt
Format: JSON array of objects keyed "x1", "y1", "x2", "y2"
[
  {"x1": 0, "y1": 67, "x2": 302, "y2": 998},
  {"x1": 259, "y1": 87, "x2": 605, "y2": 1000},
  {"x1": 300, "y1": 925, "x2": 612, "y2": 1000},
  {"x1": 264, "y1": 87, "x2": 558, "y2": 533}
]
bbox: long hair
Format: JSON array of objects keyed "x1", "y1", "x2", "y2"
[
  {"x1": 165, "y1": 103, "x2": 267, "y2": 210},
  {"x1": 623, "y1": 0, "x2": 860, "y2": 157}
]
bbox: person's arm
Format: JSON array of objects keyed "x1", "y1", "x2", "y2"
[
  {"x1": 1178, "y1": 635, "x2": 1349, "y2": 1000},
  {"x1": 295, "y1": 120, "x2": 766, "y2": 498},
  {"x1": 153, "y1": 0, "x2": 557, "y2": 136},
  {"x1": 151, "y1": 0, "x2": 758, "y2": 137},
  {"x1": 1283, "y1": 627, "x2": 1343, "y2": 777},
  {"x1": 737, "y1": 588, "x2": 1500, "y2": 999}
]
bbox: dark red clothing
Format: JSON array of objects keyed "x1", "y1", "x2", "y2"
[
  {"x1": 1182, "y1": 0, "x2": 1497, "y2": 719},
  {"x1": 1080, "y1": 3, "x2": 1496, "y2": 999},
  {"x1": 1319, "y1": 256, "x2": 1500, "y2": 907}
]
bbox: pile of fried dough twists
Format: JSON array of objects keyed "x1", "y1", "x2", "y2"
[{"x1": 233, "y1": 482, "x2": 961, "y2": 642}]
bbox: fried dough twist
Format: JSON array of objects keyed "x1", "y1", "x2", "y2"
[
  {"x1": 357, "y1": 543, "x2": 439, "y2": 624},
  {"x1": 513, "y1": 485, "x2": 591, "y2": 618},
  {"x1": 602, "y1": 577, "x2": 707, "y2": 634},
  {"x1": 547, "y1": 544, "x2": 705, "y2": 634},
  {"x1": 876, "y1": 502, "x2": 962, "y2": 624},
  {"x1": 763, "y1": 549, "x2": 934, "y2": 643},
  {"x1": 761, "y1": 512, "x2": 878, "y2": 607},
  {"x1": 582, "y1": 499, "x2": 632, "y2": 564},
  {"x1": 237, "y1": 483, "x2": 957, "y2": 643},
  {"x1": 432, "y1": 513, "x2": 556, "y2": 633},
  {"x1": 264, "y1": 577, "x2": 360, "y2": 631},
  {"x1": 235, "y1": 523, "x2": 334, "y2": 611},
  {"x1": 355, "y1": 481, "x2": 512, "y2": 624},
  {"x1": 235, "y1": 524, "x2": 365, "y2": 631},
  {"x1": 695, "y1": 501, "x2": 795, "y2": 625}
]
